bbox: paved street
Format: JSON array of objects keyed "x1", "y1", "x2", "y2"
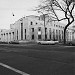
[
  {"x1": 0, "y1": 65, "x2": 21, "y2": 75},
  {"x1": 0, "y1": 44, "x2": 74, "y2": 75}
]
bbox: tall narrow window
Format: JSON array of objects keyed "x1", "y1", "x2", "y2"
[
  {"x1": 6, "y1": 33, "x2": 8, "y2": 41},
  {"x1": 9, "y1": 33, "x2": 11, "y2": 41},
  {"x1": 25, "y1": 29, "x2": 26, "y2": 39},
  {"x1": 25, "y1": 29, "x2": 26, "y2": 33},
  {"x1": 21, "y1": 23, "x2": 23, "y2": 40},
  {"x1": 53, "y1": 29, "x2": 55, "y2": 41},
  {"x1": 45, "y1": 28, "x2": 47, "y2": 40},
  {"x1": 62, "y1": 31, "x2": 63, "y2": 40},
  {"x1": 38, "y1": 27, "x2": 41, "y2": 40},
  {"x1": 4, "y1": 33, "x2": 5, "y2": 41},
  {"x1": 38, "y1": 35, "x2": 41, "y2": 39},
  {"x1": 32, "y1": 34, "x2": 34, "y2": 40},
  {"x1": 56, "y1": 30, "x2": 58, "y2": 40},
  {"x1": 12, "y1": 32, "x2": 14, "y2": 40},
  {"x1": 59, "y1": 30, "x2": 61, "y2": 41},
  {"x1": 17, "y1": 30, "x2": 18, "y2": 40},
  {"x1": 31, "y1": 21, "x2": 33, "y2": 25},
  {"x1": 49, "y1": 28, "x2": 51, "y2": 40}
]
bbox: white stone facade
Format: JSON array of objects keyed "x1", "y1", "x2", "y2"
[
  {"x1": 0, "y1": 29, "x2": 16, "y2": 42},
  {"x1": 0, "y1": 15, "x2": 75, "y2": 43}
]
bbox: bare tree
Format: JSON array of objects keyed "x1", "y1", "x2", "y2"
[{"x1": 36, "y1": 0, "x2": 75, "y2": 44}]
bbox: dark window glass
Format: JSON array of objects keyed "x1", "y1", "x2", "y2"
[
  {"x1": 25, "y1": 29, "x2": 26, "y2": 39},
  {"x1": 38, "y1": 27, "x2": 41, "y2": 40},
  {"x1": 56, "y1": 30, "x2": 58, "y2": 40},
  {"x1": 32, "y1": 35, "x2": 34, "y2": 40},
  {"x1": 38, "y1": 35, "x2": 41, "y2": 39},
  {"x1": 36, "y1": 23, "x2": 37, "y2": 24},
  {"x1": 53, "y1": 29, "x2": 55, "y2": 40},
  {"x1": 25, "y1": 29, "x2": 26, "y2": 33},
  {"x1": 59, "y1": 30, "x2": 61, "y2": 41},
  {"x1": 21, "y1": 23, "x2": 23, "y2": 40},
  {"x1": 31, "y1": 21, "x2": 33, "y2": 25},
  {"x1": 45, "y1": 28, "x2": 47, "y2": 40},
  {"x1": 25, "y1": 35, "x2": 26, "y2": 39},
  {"x1": 56, "y1": 25, "x2": 57, "y2": 27},
  {"x1": 49, "y1": 28, "x2": 51, "y2": 40},
  {"x1": 62, "y1": 31, "x2": 63, "y2": 40},
  {"x1": 17, "y1": 30, "x2": 18, "y2": 40},
  {"x1": 45, "y1": 28, "x2": 47, "y2": 32},
  {"x1": 12, "y1": 32, "x2": 14, "y2": 40},
  {"x1": 38, "y1": 27, "x2": 41, "y2": 31}
]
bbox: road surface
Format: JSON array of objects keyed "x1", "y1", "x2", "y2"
[{"x1": 0, "y1": 44, "x2": 74, "y2": 75}]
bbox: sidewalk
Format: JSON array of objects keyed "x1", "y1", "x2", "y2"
[{"x1": 0, "y1": 42, "x2": 37, "y2": 47}]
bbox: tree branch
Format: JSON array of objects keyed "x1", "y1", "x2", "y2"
[{"x1": 71, "y1": 3, "x2": 75, "y2": 13}]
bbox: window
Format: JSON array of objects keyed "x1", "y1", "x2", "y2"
[
  {"x1": 36, "y1": 22, "x2": 37, "y2": 25},
  {"x1": 31, "y1": 21, "x2": 33, "y2": 25},
  {"x1": 38, "y1": 27, "x2": 41, "y2": 40},
  {"x1": 45, "y1": 28, "x2": 47, "y2": 40},
  {"x1": 25, "y1": 29, "x2": 26, "y2": 39},
  {"x1": 25, "y1": 35, "x2": 26, "y2": 39},
  {"x1": 32, "y1": 34, "x2": 34, "y2": 40},
  {"x1": 38, "y1": 27, "x2": 41, "y2": 31},
  {"x1": 32, "y1": 28, "x2": 34, "y2": 32},
  {"x1": 62, "y1": 31, "x2": 64, "y2": 40},
  {"x1": 38, "y1": 35, "x2": 41, "y2": 39},
  {"x1": 6, "y1": 33, "x2": 8, "y2": 41},
  {"x1": 56, "y1": 25, "x2": 58, "y2": 27},
  {"x1": 53, "y1": 29, "x2": 55, "y2": 40},
  {"x1": 49, "y1": 28, "x2": 51, "y2": 40},
  {"x1": 45, "y1": 28, "x2": 47, "y2": 32},
  {"x1": 9, "y1": 33, "x2": 11, "y2": 41},
  {"x1": 17, "y1": 30, "x2": 18, "y2": 40},
  {"x1": 25, "y1": 29, "x2": 26, "y2": 33},
  {"x1": 21, "y1": 23, "x2": 23, "y2": 40},
  {"x1": 56, "y1": 30, "x2": 58, "y2": 40},
  {"x1": 12, "y1": 32, "x2": 14, "y2": 40},
  {"x1": 59, "y1": 30, "x2": 61, "y2": 41}
]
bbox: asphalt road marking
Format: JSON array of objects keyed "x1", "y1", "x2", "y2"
[{"x1": 0, "y1": 63, "x2": 30, "y2": 75}]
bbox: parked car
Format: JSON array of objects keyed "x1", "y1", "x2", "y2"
[{"x1": 37, "y1": 40, "x2": 59, "y2": 45}]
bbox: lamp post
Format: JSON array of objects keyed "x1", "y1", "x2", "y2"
[{"x1": 38, "y1": 11, "x2": 47, "y2": 40}]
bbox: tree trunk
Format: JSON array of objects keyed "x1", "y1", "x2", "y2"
[
  {"x1": 63, "y1": 23, "x2": 72, "y2": 44},
  {"x1": 63, "y1": 18, "x2": 74, "y2": 44},
  {"x1": 63, "y1": 23, "x2": 70, "y2": 44},
  {"x1": 64, "y1": 28, "x2": 66, "y2": 44}
]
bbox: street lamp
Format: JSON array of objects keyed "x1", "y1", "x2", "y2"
[{"x1": 38, "y1": 11, "x2": 47, "y2": 40}]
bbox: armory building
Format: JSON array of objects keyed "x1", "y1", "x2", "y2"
[{"x1": 0, "y1": 15, "x2": 75, "y2": 43}]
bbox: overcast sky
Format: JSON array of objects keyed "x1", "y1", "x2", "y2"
[{"x1": 0, "y1": 0, "x2": 40, "y2": 29}]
